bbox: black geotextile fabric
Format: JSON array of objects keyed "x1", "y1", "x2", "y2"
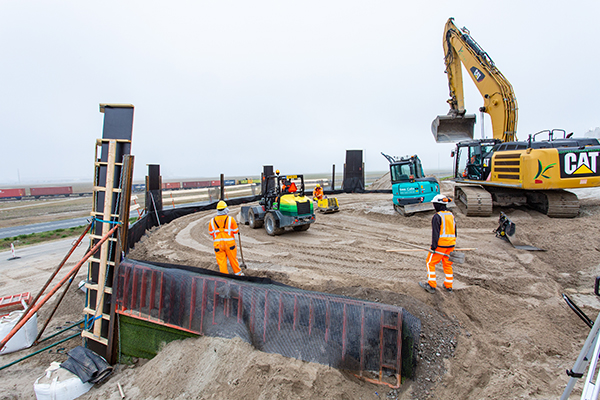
[
  {"x1": 127, "y1": 195, "x2": 262, "y2": 251},
  {"x1": 116, "y1": 258, "x2": 421, "y2": 378},
  {"x1": 135, "y1": 258, "x2": 291, "y2": 288}
]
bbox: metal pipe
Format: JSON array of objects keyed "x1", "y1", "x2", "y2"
[
  {"x1": 13, "y1": 222, "x2": 92, "y2": 340},
  {"x1": 37, "y1": 319, "x2": 85, "y2": 344},
  {"x1": 0, "y1": 224, "x2": 120, "y2": 350},
  {"x1": 34, "y1": 273, "x2": 83, "y2": 345},
  {"x1": 0, "y1": 332, "x2": 80, "y2": 372}
]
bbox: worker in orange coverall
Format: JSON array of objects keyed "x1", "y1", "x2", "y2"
[
  {"x1": 208, "y1": 200, "x2": 244, "y2": 276},
  {"x1": 282, "y1": 178, "x2": 297, "y2": 193},
  {"x1": 419, "y1": 194, "x2": 456, "y2": 294},
  {"x1": 312, "y1": 184, "x2": 324, "y2": 201}
]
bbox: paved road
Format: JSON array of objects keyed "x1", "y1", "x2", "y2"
[
  {"x1": 0, "y1": 217, "x2": 92, "y2": 239},
  {"x1": 0, "y1": 237, "x2": 89, "y2": 296},
  {"x1": 0, "y1": 201, "x2": 212, "y2": 240}
]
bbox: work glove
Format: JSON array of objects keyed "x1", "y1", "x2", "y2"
[{"x1": 430, "y1": 246, "x2": 436, "y2": 252}]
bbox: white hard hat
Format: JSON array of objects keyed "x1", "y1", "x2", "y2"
[{"x1": 432, "y1": 194, "x2": 449, "y2": 204}]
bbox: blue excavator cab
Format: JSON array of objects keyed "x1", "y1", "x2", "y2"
[{"x1": 382, "y1": 153, "x2": 442, "y2": 215}]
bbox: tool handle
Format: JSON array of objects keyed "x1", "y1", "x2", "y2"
[{"x1": 386, "y1": 248, "x2": 476, "y2": 253}]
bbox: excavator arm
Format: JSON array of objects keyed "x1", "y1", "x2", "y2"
[{"x1": 432, "y1": 18, "x2": 518, "y2": 143}]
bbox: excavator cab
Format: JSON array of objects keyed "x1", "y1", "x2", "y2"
[
  {"x1": 453, "y1": 139, "x2": 500, "y2": 181},
  {"x1": 382, "y1": 153, "x2": 442, "y2": 216},
  {"x1": 431, "y1": 113, "x2": 477, "y2": 143}
]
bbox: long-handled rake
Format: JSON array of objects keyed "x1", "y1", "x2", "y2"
[
  {"x1": 386, "y1": 246, "x2": 473, "y2": 264},
  {"x1": 237, "y1": 232, "x2": 247, "y2": 269}
]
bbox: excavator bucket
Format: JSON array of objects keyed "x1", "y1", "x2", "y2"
[{"x1": 431, "y1": 114, "x2": 476, "y2": 143}]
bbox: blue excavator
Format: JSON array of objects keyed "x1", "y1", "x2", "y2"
[{"x1": 381, "y1": 152, "x2": 450, "y2": 216}]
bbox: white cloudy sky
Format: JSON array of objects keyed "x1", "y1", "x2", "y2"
[{"x1": 1, "y1": 1, "x2": 599, "y2": 184}]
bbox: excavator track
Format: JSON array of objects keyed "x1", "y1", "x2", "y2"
[
  {"x1": 527, "y1": 190, "x2": 580, "y2": 218},
  {"x1": 454, "y1": 185, "x2": 493, "y2": 217}
]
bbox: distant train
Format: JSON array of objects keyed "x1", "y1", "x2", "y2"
[
  {"x1": 0, "y1": 186, "x2": 85, "y2": 200},
  {"x1": 158, "y1": 178, "x2": 256, "y2": 191},
  {"x1": 0, "y1": 179, "x2": 259, "y2": 201}
]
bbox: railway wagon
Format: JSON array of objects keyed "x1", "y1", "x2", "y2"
[
  {"x1": 30, "y1": 186, "x2": 73, "y2": 198},
  {"x1": 162, "y1": 182, "x2": 181, "y2": 190},
  {"x1": 0, "y1": 188, "x2": 26, "y2": 199},
  {"x1": 224, "y1": 180, "x2": 236, "y2": 186},
  {"x1": 182, "y1": 181, "x2": 211, "y2": 189}
]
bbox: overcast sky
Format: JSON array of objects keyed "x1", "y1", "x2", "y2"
[{"x1": 1, "y1": 1, "x2": 599, "y2": 184}]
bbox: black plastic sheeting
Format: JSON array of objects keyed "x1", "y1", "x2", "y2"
[
  {"x1": 127, "y1": 194, "x2": 262, "y2": 251},
  {"x1": 115, "y1": 258, "x2": 421, "y2": 379}
]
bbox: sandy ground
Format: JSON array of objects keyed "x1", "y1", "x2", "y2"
[{"x1": 2, "y1": 180, "x2": 600, "y2": 399}]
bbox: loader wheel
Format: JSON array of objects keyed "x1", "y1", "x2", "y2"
[
  {"x1": 293, "y1": 224, "x2": 310, "y2": 232},
  {"x1": 265, "y1": 213, "x2": 284, "y2": 236},
  {"x1": 248, "y1": 209, "x2": 263, "y2": 229}
]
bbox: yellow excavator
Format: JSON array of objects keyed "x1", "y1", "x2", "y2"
[{"x1": 432, "y1": 17, "x2": 600, "y2": 217}]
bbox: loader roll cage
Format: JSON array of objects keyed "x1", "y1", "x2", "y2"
[{"x1": 262, "y1": 174, "x2": 306, "y2": 209}]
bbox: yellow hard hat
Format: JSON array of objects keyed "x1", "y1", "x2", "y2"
[
  {"x1": 275, "y1": 170, "x2": 280, "y2": 175},
  {"x1": 316, "y1": 184, "x2": 320, "y2": 188},
  {"x1": 217, "y1": 200, "x2": 227, "y2": 210}
]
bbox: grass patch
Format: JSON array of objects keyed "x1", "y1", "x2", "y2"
[{"x1": 1, "y1": 225, "x2": 88, "y2": 250}]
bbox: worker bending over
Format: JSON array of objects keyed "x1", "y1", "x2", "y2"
[
  {"x1": 419, "y1": 194, "x2": 456, "y2": 294},
  {"x1": 313, "y1": 184, "x2": 324, "y2": 201},
  {"x1": 208, "y1": 200, "x2": 244, "y2": 276}
]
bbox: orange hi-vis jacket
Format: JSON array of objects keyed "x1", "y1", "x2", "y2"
[
  {"x1": 208, "y1": 215, "x2": 239, "y2": 250},
  {"x1": 313, "y1": 186, "x2": 323, "y2": 200},
  {"x1": 431, "y1": 210, "x2": 456, "y2": 248}
]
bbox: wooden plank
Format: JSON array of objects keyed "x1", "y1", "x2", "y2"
[
  {"x1": 81, "y1": 330, "x2": 108, "y2": 345},
  {"x1": 93, "y1": 140, "x2": 117, "y2": 338}
]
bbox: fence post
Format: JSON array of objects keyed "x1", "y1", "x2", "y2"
[{"x1": 219, "y1": 174, "x2": 225, "y2": 200}]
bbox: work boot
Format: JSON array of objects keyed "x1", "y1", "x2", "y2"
[
  {"x1": 444, "y1": 286, "x2": 453, "y2": 293},
  {"x1": 419, "y1": 282, "x2": 435, "y2": 294}
]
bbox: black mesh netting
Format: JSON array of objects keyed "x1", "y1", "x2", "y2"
[{"x1": 116, "y1": 258, "x2": 420, "y2": 379}]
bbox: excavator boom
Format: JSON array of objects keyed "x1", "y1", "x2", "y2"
[{"x1": 432, "y1": 18, "x2": 518, "y2": 143}]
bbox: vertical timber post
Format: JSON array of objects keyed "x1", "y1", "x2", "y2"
[
  {"x1": 84, "y1": 103, "x2": 134, "y2": 361},
  {"x1": 106, "y1": 154, "x2": 134, "y2": 364}
]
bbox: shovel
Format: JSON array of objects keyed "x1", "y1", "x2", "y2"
[{"x1": 237, "y1": 232, "x2": 247, "y2": 269}]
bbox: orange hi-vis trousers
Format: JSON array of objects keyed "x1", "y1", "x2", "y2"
[
  {"x1": 426, "y1": 246, "x2": 454, "y2": 289},
  {"x1": 214, "y1": 242, "x2": 241, "y2": 275},
  {"x1": 209, "y1": 215, "x2": 242, "y2": 275}
]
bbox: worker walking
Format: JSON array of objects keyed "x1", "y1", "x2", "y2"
[
  {"x1": 419, "y1": 194, "x2": 456, "y2": 294},
  {"x1": 312, "y1": 184, "x2": 324, "y2": 201},
  {"x1": 208, "y1": 200, "x2": 244, "y2": 276}
]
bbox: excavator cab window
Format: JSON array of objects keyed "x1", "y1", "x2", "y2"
[
  {"x1": 390, "y1": 163, "x2": 414, "y2": 183},
  {"x1": 413, "y1": 157, "x2": 425, "y2": 179},
  {"x1": 456, "y1": 144, "x2": 485, "y2": 180}
]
